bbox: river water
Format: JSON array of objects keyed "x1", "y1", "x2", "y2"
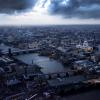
[
  {"x1": 65, "y1": 90, "x2": 100, "y2": 100},
  {"x1": 16, "y1": 53, "x2": 67, "y2": 74},
  {"x1": 15, "y1": 53, "x2": 100, "y2": 100}
]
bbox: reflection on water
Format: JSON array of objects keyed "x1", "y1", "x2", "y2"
[
  {"x1": 16, "y1": 53, "x2": 67, "y2": 74},
  {"x1": 15, "y1": 53, "x2": 100, "y2": 99},
  {"x1": 65, "y1": 90, "x2": 100, "y2": 100}
]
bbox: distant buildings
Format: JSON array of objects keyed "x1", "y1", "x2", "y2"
[
  {"x1": 0, "y1": 26, "x2": 100, "y2": 99},
  {"x1": 76, "y1": 40, "x2": 93, "y2": 53}
]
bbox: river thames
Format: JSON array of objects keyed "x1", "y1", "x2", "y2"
[
  {"x1": 16, "y1": 53, "x2": 67, "y2": 74},
  {"x1": 16, "y1": 53, "x2": 100, "y2": 100}
]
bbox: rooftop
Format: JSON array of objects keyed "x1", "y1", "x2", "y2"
[{"x1": 47, "y1": 75, "x2": 87, "y2": 87}]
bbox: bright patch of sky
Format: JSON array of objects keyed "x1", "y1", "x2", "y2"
[
  {"x1": 60, "y1": 0, "x2": 69, "y2": 6},
  {"x1": 33, "y1": 0, "x2": 51, "y2": 13},
  {"x1": 0, "y1": 0, "x2": 100, "y2": 25}
]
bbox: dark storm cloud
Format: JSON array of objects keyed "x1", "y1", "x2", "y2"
[
  {"x1": 0, "y1": 0, "x2": 36, "y2": 13},
  {"x1": 49, "y1": 0, "x2": 100, "y2": 19},
  {"x1": 0, "y1": 0, "x2": 100, "y2": 19}
]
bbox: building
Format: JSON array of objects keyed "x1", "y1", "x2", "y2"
[
  {"x1": 74, "y1": 60, "x2": 95, "y2": 72},
  {"x1": 76, "y1": 40, "x2": 93, "y2": 53},
  {"x1": 47, "y1": 75, "x2": 88, "y2": 88}
]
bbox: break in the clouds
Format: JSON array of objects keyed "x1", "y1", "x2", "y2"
[
  {"x1": 0, "y1": 0, "x2": 100, "y2": 25},
  {"x1": 0, "y1": 0, "x2": 100, "y2": 18},
  {"x1": 0, "y1": 0, "x2": 100, "y2": 19}
]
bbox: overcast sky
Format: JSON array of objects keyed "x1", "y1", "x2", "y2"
[{"x1": 0, "y1": 0, "x2": 100, "y2": 25}]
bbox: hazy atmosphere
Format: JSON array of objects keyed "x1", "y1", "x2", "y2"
[
  {"x1": 0, "y1": 1, "x2": 100, "y2": 100},
  {"x1": 0, "y1": 0, "x2": 100, "y2": 25}
]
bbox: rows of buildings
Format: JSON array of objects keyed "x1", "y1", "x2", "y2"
[{"x1": 0, "y1": 25, "x2": 100, "y2": 99}]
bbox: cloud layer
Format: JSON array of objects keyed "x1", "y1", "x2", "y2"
[
  {"x1": 49, "y1": 0, "x2": 100, "y2": 18},
  {"x1": 0, "y1": 0, "x2": 100, "y2": 19},
  {"x1": 0, "y1": 0, "x2": 36, "y2": 13}
]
